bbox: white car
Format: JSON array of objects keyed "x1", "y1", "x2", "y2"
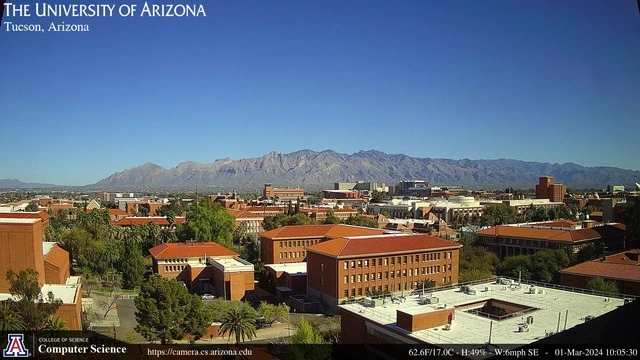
[{"x1": 201, "y1": 294, "x2": 215, "y2": 300}]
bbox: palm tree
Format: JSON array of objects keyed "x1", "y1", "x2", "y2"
[
  {"x1": 45, "y1": 316, "x2": 68, "y2": 332},
  {"x1": 0, "y1": 301, "x2": 24, "y2": 331},
  {"x1": 218, "y1": 307, "x2": 257, "y2": 345}
]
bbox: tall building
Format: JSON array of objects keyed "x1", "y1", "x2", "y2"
[
  {"x1": 535, "y1": 176, "x2": 567, "y2": 202},
  {"x1": 0, "y1": 216, "x2": 82, "y2": 330},
  {"x1": 306, "y1": 233, "x2": 461, "y2": 313}
]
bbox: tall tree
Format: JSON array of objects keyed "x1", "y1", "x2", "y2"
[
  {"x1": 5, "y1": 269, "x2": 63, "y2": 330},
  {"x1": 218, "y1": 306, "x2": 257, "y2": 344},
  {"x1": 323, "y1": 209, "x2": 341, "y2": 224},
  {"x1": 343, "y1": 214, "x2": 378, "y2": 228},
  {"x1": 135, "y1": 275, "x2": 212, "y2": 344},
  {"x1": 25, "y1": 202, "x2": 39, "y2": 212},
  {"x1": 116, "y1": 240, "x2": 146, "y2": 289},
  {"x1": 177, "y1": 198, "x2": 235, "y2": 248},
  {"x1": 257, "y1": 302, "x2": 289, "y2": 327}
]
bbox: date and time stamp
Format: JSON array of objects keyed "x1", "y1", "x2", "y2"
[{"x1": 406, "y1": 347, "x2": 639, "y2": 358}]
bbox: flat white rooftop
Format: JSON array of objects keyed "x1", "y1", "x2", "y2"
[
  {"x1": 340, "y1": 279, "x2": 631, "y2": 345},
  {"x1": 0, "y1": 276, "x2": 80, "y2": 304},
  {"x1": 265, "y1": 262, "x2": 307, "y2": 275},
  {"x1": 211, "y1": 257, "x2": 254, "y2": 272}
]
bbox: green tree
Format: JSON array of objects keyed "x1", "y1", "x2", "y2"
[
  {"x1": 290, "y1": 317, "x2": 325, "y2": 344},
  {"x1": 25, "y1": 202, "x2": 39, "y2": 212},
  {"x1": 116, "y1": 240, "x2": 146, "y2": 289},
  {"x1": 0, "y1": 301, "x2": 24, "y2": 331},
  {"x1": 343, "y1": 214, "x2": 378, "y2": 228},
  {"x1": 218, "y1": 307, "x2": 257, "y2": 344},
  {"x1": 370, "y1": 191, "x2": 389, "y2": 204},
  {"x1": 240, "y1": 235, "x2": 261, "y2": 264},
  {"x1": 233, "y1": 222, "x2": 249, "y2": 245},
  {"x1": 257, "y1": 301, "x2": 289, "y2": 327},
  {"x1": 177, "y1": 198, "x2": 235, "y2": 248},
  {"x1": 479, "y1": 205, "x2": 518, "y2": 226},
  {"x1": 45, "y1": 316, "x2": 68, "y2": 331},
  {"x1": 459, "y1": 245, "x2": 499, "y2": 282},
  {"x1": 207, "y1": 299, "x2": 257, "y2": 323},
  {"x1": 586, "y1": 277, "x2": 619, "y2": 294},
  {"x1": 5, "y1": 269, "x2": 63, "y2": 330},
  {"x1": 287, "y1": 317, "x2": 331, "y2": 360},
  {"x1": 323, "y1": 209, "x2": 341, "y2": 224},
  {"x1": 135, "y1": 275, "x2": 212, "y2": 344}
]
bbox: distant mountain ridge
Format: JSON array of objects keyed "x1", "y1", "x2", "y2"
[
  {"x1": 0, "y1": 178, "x2": 62, "y2": 189},
  {"x1": 91, "y1": 149, "x2": 640, "y2": 191}
]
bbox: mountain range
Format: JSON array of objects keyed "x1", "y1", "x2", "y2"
[{"x1": 89, "y1": 150, "x2": 640, "y2": 191}]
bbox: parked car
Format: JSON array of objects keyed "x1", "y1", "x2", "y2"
[{"x1": 201, "y1": 294, "x2": 215, "y2": 300}]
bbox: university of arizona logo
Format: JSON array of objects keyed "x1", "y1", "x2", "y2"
[{"x1": 3, "y1": 334, "x2": 29, "y2": 358}]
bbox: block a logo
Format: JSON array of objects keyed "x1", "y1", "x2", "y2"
[{"x1": 3, "y1": 334, "x2": 29, "y2": 358}]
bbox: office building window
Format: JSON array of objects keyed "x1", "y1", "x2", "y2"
[
  {"x1": 351, "y1": 261, "x2": 355, "y2": 268},
  {"x1": 344, "y1": 261, "x2": 348, "y2": 270},
  {"x1": 364, "y1": 260, "x2": 368, "y2": 267},
  {"x1": 344, "y1": 290, "x2": 348, "y2": 298},
  {"x1": 344, "y1": 276, "x2": 348, "y2": 284},
  {"x1": 351, "y1": 275, "x2": 355, "y2": 283},
  {"x1": 358, "y1": 260, "x2": 362, "y2": 268},
  {"x1": 358, "y1": 274, "x2": 362, "y2": 282}
]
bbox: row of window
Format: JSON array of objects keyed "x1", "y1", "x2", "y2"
[
  {"x1": 164, "y1": 265, "x2": 186, "y2": 273},
  {"x1": 161, "y1": 258, "x2": 188, "y2": 263},
  {"x1": 279, "y1": 240, "x2": 320, "y2": 248},
  {"x1": 342, "y1": 265, "x2": 452, "y2": 284},
  {"x1": 342, "y1": 252, "x2": 452, "y2": 270},
  {"x1": 343, "y1": 278, "x2": 451, "y2": 297},
  {"x1": 279, "y1": 251, "x2": 306, "y2": 259}
]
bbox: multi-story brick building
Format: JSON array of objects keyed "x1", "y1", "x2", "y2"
[
  {"x1": 149, "y1": 242, "x2": 254, "y2": 300},
  {"x1": 259, "y1": 224, "x2": 388, "y2": 265},
  {"x1": 227, "y1": 209, "x2": 264, "y2": 235},
  {"x1": 476, "y1": 222, "x2": 627, "y2": 260},
  {"x1": 305, "y1": 234, "x2": 461, "y2": 313},
  {"x1": 263, "y1": 184, "x2": 304, "y2": 199},
  {"x1": 0, "y1": 216, "x2": 82, "y2": 330},
  {"x1": 535, "y1": 176, "x2": 567, "y2": 203},
  {"x1": 559, "y1": 249, "x2": 640, "y2": 296}
]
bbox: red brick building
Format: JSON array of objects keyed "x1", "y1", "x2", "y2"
[
  {"x1": 476, "y1": 223, "x2": 627, "y2": 260},
  {"x1": 305, "y1": 234, "x2": 461, "y2": 313},
  {"x1": 259, "y1": 224, "x2": 387, "y2": 265},
  {"x1": 0, "y1": 216, "x2": 82, "y2": 330},
  {"x1": 535, "y1": 176, "x2": 567, "y2": 202},
  {"x1": 149, "y1": 242, "x2": 254, "y2": 300},
  {"x1": 263, "y1": 184, "x2": 304, "y2": 199},
  {"x1": 559, "y1": 249, "x2": 640, "y2": 296}
]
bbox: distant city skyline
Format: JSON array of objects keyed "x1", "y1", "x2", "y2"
[{"x1": 1, "y1": 0, "x2": 639, "y2": 185}]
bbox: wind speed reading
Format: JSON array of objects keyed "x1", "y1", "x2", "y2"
[{"x1": 3, "y1": 1, "x2": 207, "y2": 33}]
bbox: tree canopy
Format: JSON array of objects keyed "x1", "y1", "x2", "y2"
[
  {"x1": 5, "y1": 269, "x2": 63, "y2": 330},
  {"x1": 135, "y1": 275, "x2": 212, "y2": 344},
  {"x1": 586, "y1": 277, "x2": 619, "y2": 294},
  {"x1": 176, "y1": 198, "x2": 235, "y2": 248}
]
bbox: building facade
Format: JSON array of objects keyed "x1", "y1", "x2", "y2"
[
  {"x1": 0, "y1": 217, "x2": 82, "y2": 330},
  {"x1": 305, "y1": 234, "x2": 461, "y2": 313},
  {"x1": 535, "y1": 176, "x2": 567, "y2": 202},
  {"x1": 476, "y1": 222, "x2": 627, "y2": 260},
  {"x1": 559, "y1": 249, "x2": 640, "y2": 296},
  {"x1": 149, "y1": 242, "x2": 254, "y2": 300},
  {"x1": 259, "y1": 224, "x2": 388, "y2": 265}
]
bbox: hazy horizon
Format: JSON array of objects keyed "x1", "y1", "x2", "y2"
[{"x1": 2, "y1": 1, "x2": 639, "y2": 185}]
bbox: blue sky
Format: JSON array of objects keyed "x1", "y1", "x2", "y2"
[{"x1": 1, "y1": 0, "x2": 639, "y2": 185}]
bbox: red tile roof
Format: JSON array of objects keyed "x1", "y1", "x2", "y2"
[
  {"x1": 476, "y1": 224, "x2": 625, "y2": 243},
  {"x1": 44, "y1": 244, "x2": 70, "y2": 269},
  {"x1": 260, "y1": 224, "x2": 385, "y2": 240},
  {"x1": 306, "y1": 234, "x2": 461, "y2": 257},
  {"x1": 109, "y1": 208, "x2": 128, "y2": 216},
  {"x1": 149, "y1": 242, "x2": 238, "y2": 259},
  {"x1": 560, "y1": 260, "x2": 640, "y2": 283},
  {"x1": 0, "y1": 211, "x2": 50, "y2": 220},
  {"x1": 227, "y1": 210, "x2": 264, "y2": 219}
]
